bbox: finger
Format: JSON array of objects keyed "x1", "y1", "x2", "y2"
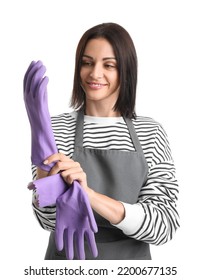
[
  {"x1": 34, "y1": 76, "x2": 49, "y2": 105},
  {"x1": 24, "y1": 60, "x2": 43, "y2": 95},
  {"x1": 47, "y1": 158, "x2": 75, "y2": 176},
  {"x1": 73, "y1": 181, "x2": 98, "y2": 233},
  {"x1": 38, "y1": 76, "x2": 49, "y2": 101},
  {"x1": 86, "y1": 204, "x2": 98, "y2": 233},
  {"x1": 44, "y1": 153, "x2": 72, "y2": 166},
  {"x1": 85, "y1": 230, "x2": 98, "y2": 258},
  {"x1": 69, "y1": 172, "x2": 86, "y2": 186},
  {"x1": 55, "y1": 223, "x2": 64, "y2": 251},
  {"x1": 23, "y1": 61, "x2": 36, "y2": 92},
  {"x1": 60, "y1": 169, "x2": 84, "y2": 184},
  {"x1": 65, "y1": 229, "x2": 74, "y2": 260},
  {"x1": 75, "y1": 231, "x2": 85, "y2": 260},
  {"x1": 59, "y1": 161, "x2": 80, "y2": 171},
  {"x1": 80, "y1": 191, "x2": 98, "y2": 233},
  {"x1": 30, "y1": 65, "x2": 47, "y2": 97}
]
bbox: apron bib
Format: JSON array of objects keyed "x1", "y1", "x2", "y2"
[{"x1": 45, "y1": 110, "x2": 151, "y2": 260}]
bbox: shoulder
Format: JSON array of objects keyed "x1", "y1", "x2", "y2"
[
  {"x1": 50, "y1": 112, "x2": 77, "y2": 135},
  {"x1": 133, "y1": 116, "x2": 165, "y2": 132},
  {"x1": 134, "y1": 116, "x2": 173, "y2": 163},
  {"x1": 133, "y1": 116, "x2": 169, "y2": 142},
  {"x1": 133, "y1": 115, "x2": 162, "y2": 127},
  {"x1": 51, "y1": 111, "x2": 77, "y2": 124}
]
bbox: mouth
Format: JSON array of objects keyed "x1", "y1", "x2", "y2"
[{"x1": 86, "y1": 82, "x2": 107, "y2": 89}]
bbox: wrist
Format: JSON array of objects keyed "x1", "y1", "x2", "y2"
[{"x1": 84, "y1": 186, "x2": 95, "y2": 201}]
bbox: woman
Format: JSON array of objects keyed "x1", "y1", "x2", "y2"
[{"x1": 31, "y1": 22, "x2": 179, "y2": 259}]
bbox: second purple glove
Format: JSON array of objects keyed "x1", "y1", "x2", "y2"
[
  {"x1": 28, "y1": 176, "x2": 98, "y2": 259},
  {"x1": 55, "y1": 181, "x2": 98, "y2": 260}
]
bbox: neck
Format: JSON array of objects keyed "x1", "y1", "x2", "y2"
[{"x1": 85, "y1": 102, "x2": 121, "y2": 117}]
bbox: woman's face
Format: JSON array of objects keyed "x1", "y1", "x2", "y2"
[{"x1": 80, "y1": 38, "x2": 120, "y2": 108}]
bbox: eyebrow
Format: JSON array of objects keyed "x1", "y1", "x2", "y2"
[{"x1": 82, "y1": 54, "x2": 116, "y2": 61}]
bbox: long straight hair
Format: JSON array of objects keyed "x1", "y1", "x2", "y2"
[{"x1": 70, "y1": 23, "x2": 138, "y2": 118}]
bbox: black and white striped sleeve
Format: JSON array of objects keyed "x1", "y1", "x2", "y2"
[
  {"x1": 115, "y1": 123, "x2": 180, "y2": 245},
  {"x1": 31, "y1": 164, "x2": 56, "y2": 231}
]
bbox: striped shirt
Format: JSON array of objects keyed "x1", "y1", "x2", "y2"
[{"x1": 32, "y1": 111, "x2": 180, "y2": 245}]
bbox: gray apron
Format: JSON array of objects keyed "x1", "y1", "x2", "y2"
[{"x1": 45, "y1": 110, "x2": 151, "y2": 260}]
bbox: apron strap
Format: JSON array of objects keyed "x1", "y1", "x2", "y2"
[
  {"x1": 74, "y1": 109, "x2": 84, "y2": 147},
  {"x1": 123, "y1": 116, "x2": 144, "y2": 154}
]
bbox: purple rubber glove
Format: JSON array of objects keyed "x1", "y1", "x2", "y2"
[
  {"x1": 23, "y1": 60, "x2": 57, "y2": 171},
  {"x1": 28, "y1": 174, "x2": 67, "y2": 207},
  {"x1": 55, "y1": 181, "x2": 98, "y2": 260}
]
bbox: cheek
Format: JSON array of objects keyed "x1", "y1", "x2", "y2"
[
  {"x1": 112, "y1": 75, "x2": 120, "y2": 88},
  {"x1": 80, "y1": 68, "x2": 88, "y2": 80}
]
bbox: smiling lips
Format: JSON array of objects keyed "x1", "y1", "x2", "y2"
[{"x1": 87, "y1": 82, "x2": 107, "y2": 90}]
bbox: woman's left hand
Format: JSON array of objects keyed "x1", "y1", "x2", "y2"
[{"x1": 43, "y1": 153, "x2": 89, "y2": 191}]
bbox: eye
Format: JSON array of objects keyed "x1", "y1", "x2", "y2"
[
  {"x1": 105, "y1": 64, "x2": 116, "y2": 70},
  {"x1": 81, "y1": 60, "x2": 93, "y2": 67}
]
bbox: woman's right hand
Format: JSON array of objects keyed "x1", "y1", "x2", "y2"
[{"x1": 41, "y1": 153, "x2": 89, "y2": 192}]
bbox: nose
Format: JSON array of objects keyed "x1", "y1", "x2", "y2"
[{"x1": 89, "y1": 63, "x2": 103, "y2": 79}]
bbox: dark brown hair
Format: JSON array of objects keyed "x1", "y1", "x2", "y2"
[{"x1": 70, "y1": 22, "x2": 138, "y2": 118}]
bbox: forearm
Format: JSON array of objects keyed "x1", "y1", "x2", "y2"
[
  {"x1": 36, "y1": 167, "x2": 49, "y2": 179},
  {"x1": 86, "y1": 188, "x2": 125, "y2": 225},
  {"x1": 122, "y1": 161, "x2": 180, "y2": 245}
]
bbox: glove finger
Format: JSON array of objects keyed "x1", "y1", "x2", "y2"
[
  {"x1": 75, "y1": 231, "x2": 85, "y2": 260},
  {"x1": 30, "y1": 65, "x2": 47, "y2": 97},
  {"x1": 65, "y1": 229, "x2": 74, "y2": 260},
  {"x1": 36, "y1": 76, "x2": 49, "y2": 103},
  {"x1": 24, "y1": 60, "x2": 43, "y2": 96},
  {"x1": 73, "y1": 181, "x2": 98, "y2": 233},
  {"x1": 23, "y1": 61, "x2": 36, "y2": 92},
  {"x1": 85, "y1": 230, "x2": 98, "y2": 258},
  {"x1": 84, "y1": 200, "x2": 98, "y2": 233},
  {"x1": 55, "y1": 223, "x2": 65, "y2": 251}
]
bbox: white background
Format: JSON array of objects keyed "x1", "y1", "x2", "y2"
[{"x1": 0, "y1": 0, "x2": 200, "y2": 279}]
